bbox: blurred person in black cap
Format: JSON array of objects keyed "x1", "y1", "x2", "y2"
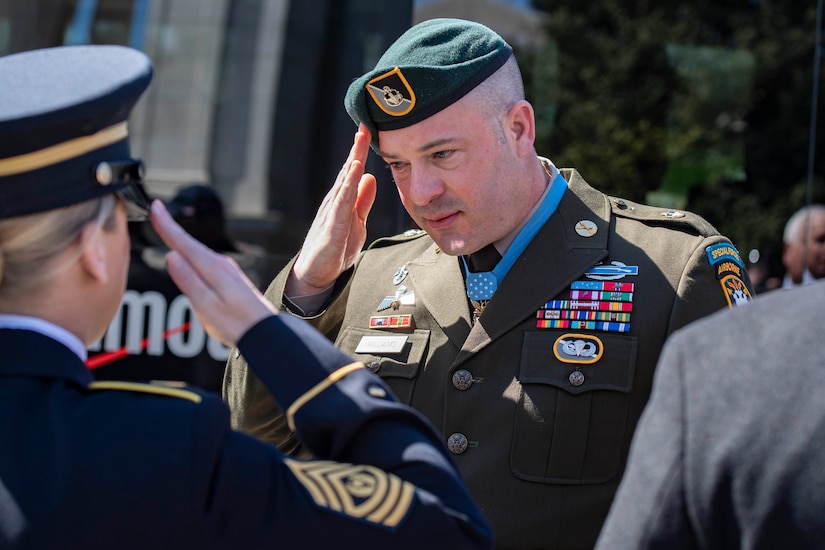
[
  {"x1": 167, "y1": 183, "x2": 237, "y2": 253},
  {"x1": 88, "y1": 184, "x2": 268, "y2": 392},
  {"x1": 223, "y1": 18, "x2": 754, "y2": 548},
  {"x1": 166, "y1": 183, "x2": 270, "y2": 288},
  {"x1": 0, "y1": 45, "x2": 491, "y2": 548}
]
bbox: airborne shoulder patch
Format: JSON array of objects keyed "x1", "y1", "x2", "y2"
[
  {"x1": 285, "y1": 458, "x2": 415, "y2": 530},
  {"x1": 705, "y1": 242, "x2": 752, "y2": 307}
]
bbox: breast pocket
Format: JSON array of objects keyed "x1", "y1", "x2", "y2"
[
  {"x1": 334, "y1": 326, "x2": 430, "y2": 404},
  {"x1": 512, "y1": 331, "x2": 637, "y2": 484}
]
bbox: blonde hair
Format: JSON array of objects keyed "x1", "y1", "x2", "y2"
[{"x1": 0, "y1": 195, "x2": 119, "y2": 296}]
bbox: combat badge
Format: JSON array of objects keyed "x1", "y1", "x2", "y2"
[
  {"x1": 706, "y1": 243, "x2": 752, "y2": 307},
  {"x1": 584, "y1": 261, "x2": 639, "y2": 281},
  {"x1": 285, "y1": 459, "x2": 415, "y2": 529},
  {"x1": 553, "y1": 333, "x2": 604, "y2": 364}
]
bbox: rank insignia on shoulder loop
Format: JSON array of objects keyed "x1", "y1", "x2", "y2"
[{"x1": 366, "y1": 67, "x2": 416, "y2": 117}]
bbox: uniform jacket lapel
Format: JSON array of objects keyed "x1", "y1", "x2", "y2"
[
  {"x1": 406, "y1": 244, "x2": 473, "y2": 350},
  {"x1": 455, "y1": 169, "x2": 611, "y2": 363}
]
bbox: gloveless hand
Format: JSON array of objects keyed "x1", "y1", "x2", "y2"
[
  {"x1": 287, "y1": 124, "x2": 377, "y2": 295},
  {"x1": 149, "y1": 199, "x2": 276, "y2": 347}
]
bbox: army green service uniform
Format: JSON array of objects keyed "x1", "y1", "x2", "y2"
[{"x1": 224, "y1": 168, "x2": 753, "y2": 549}]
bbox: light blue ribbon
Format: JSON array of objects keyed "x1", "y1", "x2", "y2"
[{"x1": 463, "y1": 172, "x2": 568, "y2": 300}]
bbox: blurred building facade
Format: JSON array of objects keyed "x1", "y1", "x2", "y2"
[{"x1": 0, "y1": 0, "x2": 417, "y2": 258}]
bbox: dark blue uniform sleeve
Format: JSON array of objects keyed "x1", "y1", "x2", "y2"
[{"x1": 197, "y1": 314, "x2": 492, "y2": 548}]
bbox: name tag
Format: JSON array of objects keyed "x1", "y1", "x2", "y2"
[{"x1": 355, "y1": 335, "x2": 408, "y2": 354}]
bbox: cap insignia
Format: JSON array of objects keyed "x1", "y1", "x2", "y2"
[{"x1": 366, "y1": 67, "x2": 416, "y2": 117}]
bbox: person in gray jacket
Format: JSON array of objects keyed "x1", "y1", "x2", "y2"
[{"x1": 596, "y1": 280, "x2": 825, "y2": 549}]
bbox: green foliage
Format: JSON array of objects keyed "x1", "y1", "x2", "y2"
[{"x1": 525, "y1": 0, "x2": 824, "y2": 278}]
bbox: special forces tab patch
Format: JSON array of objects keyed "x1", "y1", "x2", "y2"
[
  {"x1": 705, "y1": 242, "x2": 752, "y2": 307},
  {"x1": 284, "y1": 458, "x2": 415, "y2": 530},
  {"x1": 366, "y1": 67, "x2": 416, "y2": 117}
]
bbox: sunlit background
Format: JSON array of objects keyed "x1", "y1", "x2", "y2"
[{"x1": 1, "y1": 0, "x2": 822, "y2": 292}]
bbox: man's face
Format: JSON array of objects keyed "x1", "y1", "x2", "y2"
[
  {"x1": 377, "y1": 94, "x2": 535, "y2": 256},
  {"x1": 805, "y1": 211, "x2": 825, "y2": 279}
]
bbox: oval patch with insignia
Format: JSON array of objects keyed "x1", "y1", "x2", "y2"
[{"x1": 553, "y1": 333, "x2": 604, "y2": 364}]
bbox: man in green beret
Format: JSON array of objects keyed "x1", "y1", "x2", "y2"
[{"x1": 224, "y1": 18, "x2": 753, "y2": 549}]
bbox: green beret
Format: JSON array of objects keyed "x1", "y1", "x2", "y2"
[{"x1": 344, "y1": 18, "x2": 513, "y2": 149}]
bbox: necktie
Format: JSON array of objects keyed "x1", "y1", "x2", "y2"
[{"x1": 466, "y1": 244, "x2": 502, "y2": 273}]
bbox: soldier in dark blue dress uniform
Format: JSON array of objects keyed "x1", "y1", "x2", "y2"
[{"x1": 0, "y1": 45, "x2": 491, "y2": 549}]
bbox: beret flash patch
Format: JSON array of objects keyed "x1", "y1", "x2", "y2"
[
  {"x1": 366, "y1": 67, "x2": 416, "y2": 117},
  {"x1": 285, "y1": 458, "x2": 415, "y2": 529}
]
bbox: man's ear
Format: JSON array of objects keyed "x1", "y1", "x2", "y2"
[
  {"x1": 77, "y1": 222, "x2": 109, "y2": 284},
  {"x1": 505, "y1": 99, "x2": 536, "y2": 158}
]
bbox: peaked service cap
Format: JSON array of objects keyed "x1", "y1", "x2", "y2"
[
  {"x1": 0, "y1": 45, "x2": 153, "y2": 219},
  {"x1": 344, "y1": 18, "x2": 513, "y2": 150}
]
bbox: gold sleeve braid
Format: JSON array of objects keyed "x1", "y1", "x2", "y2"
[{"x1": 285, "y1": 362, "x2": 366, "y2": 432}]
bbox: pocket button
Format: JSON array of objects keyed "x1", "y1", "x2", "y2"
[
  {"x1": 452, "y1": 369, "x2": 473, "y2": 390},
  {"x1": 447, "y1": 433, "x2": 469, "y2": 454},
  {"x1": 568, "y1": 370, "x2": 585, "y2": 387}
]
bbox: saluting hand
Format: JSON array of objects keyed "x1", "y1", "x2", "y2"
[
  {"x1": 286, "y1": 125, "x2": 377, "y2": 295},
  {"x1": 149, "y1": 200, "x2": 276, "y2": 347}
]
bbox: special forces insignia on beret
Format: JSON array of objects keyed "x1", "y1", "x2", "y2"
[
  {"x1": 367, "y1": 68, "x2": 416, "y2": 117},
  {"x1": 285, "y1": 458, "x2": 415, "y2": 529}
]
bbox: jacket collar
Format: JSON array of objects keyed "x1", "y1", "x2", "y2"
[{"x1": 0, "y1": 328, "x2": 94, "y2": 387}]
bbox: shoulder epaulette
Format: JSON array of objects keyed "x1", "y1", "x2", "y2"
[
  {"x1": 608, "y1": 196, "x2": 719, "y2": 237},
  {"x1": 368, "y1": 228, "x2": 430, "y2": 250},
  {"x1": 88, "y1": 380, "x2": 202, "y2": 403}
]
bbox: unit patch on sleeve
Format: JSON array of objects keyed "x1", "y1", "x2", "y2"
[
  {"x1": 285, "y1": 458, "x2": 415, "y2": 530},
  {"x1": 706, "y1": 243, "x2": 752, "y2": 307}
]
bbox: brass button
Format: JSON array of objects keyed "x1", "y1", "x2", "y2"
[
  {"x1": 452, "y1": 369, "x2": 473, "y2": 390},
  {"x1": 569, "y1": 370, "x2": 585, "y2": 387},
  {"x1": 447, "y1": 433, "x2": 469, "y2": 455},
  {"x1": 367, "y1": 361, "x2": 380, "y2": 374}
]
